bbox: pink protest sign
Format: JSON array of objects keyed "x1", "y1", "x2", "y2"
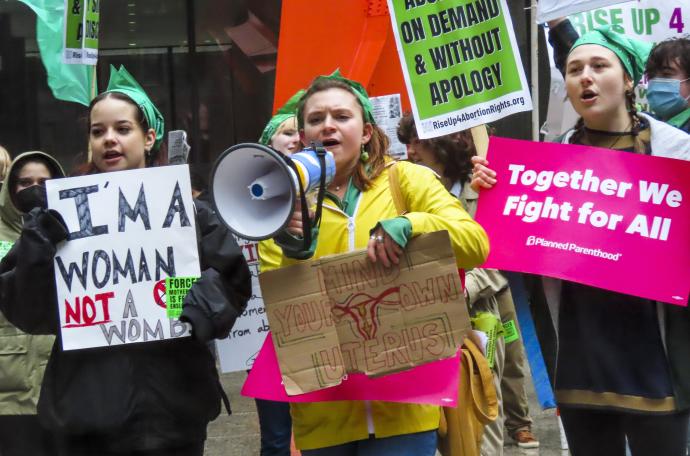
[
  {"x1": 242, "y1": 334, "x2": 460, "y2": 406},
  {"x1": 475, "y1": 137, "x2": 690, "y2": 306}
]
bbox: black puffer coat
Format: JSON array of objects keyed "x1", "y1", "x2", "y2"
[{"x1": 0, "y1": 199, "x2": 251, "y2": 451}]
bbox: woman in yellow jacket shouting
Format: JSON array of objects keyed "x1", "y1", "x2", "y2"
[{"x1": 259, "y1": 70, "x2": 489, "y2": 455}]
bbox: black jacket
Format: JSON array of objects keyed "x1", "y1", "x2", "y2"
[{"x1": 0, "y1": 199, "x2": 251, "y2": 451}]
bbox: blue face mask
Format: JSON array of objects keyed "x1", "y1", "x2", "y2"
[{"x1": 647, "y1": 78, "x2": 690, "y2": 120}]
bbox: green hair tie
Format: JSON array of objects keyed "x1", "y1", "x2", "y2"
[
  {"x1": 259, "y1": 89, "x2": 304, "y2": 146},
  {"x1": 314, "y1": 69, "x2": 376, "y2": 124},
  {"x1": 105, "y1": 65, "x2": 165, "y2": 152}
]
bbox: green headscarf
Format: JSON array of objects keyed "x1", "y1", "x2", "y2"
[
  {"x1": 259, "y1": 89, "x2": 304, "y2": 146},
  {"x1": 311, "y1": 69, "x2": 376, "y2": 124},
  {"x1": 570, "y1": 26, "x2": 652, "y2": 86},
  {"x1": 104, "y1": 65, "x2": 165, "y2": 151}
]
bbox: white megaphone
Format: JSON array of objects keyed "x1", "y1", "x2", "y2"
[{"x1": 210, "y1": 143, "x2": 336, "y2": 240}]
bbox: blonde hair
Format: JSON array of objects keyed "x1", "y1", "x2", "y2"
[
  {"x1": 0, "y1": 145, "x2": 11, "y2": 182},
  {"x1": 271, "y1": 117, "x2": 298, "y2": 142}
]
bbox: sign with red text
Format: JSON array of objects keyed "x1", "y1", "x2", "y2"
[
  {"x1": 242, "y1": 333, "x2": 460, "y2": 406},
  {"x1": 47, "y1": 166, "x2": 200, "y2": 350},
  {"x1": 260, "y1": 231, "x2": 470, "y2": 395},
  {"x1": 475, "y1": 137, "x2": 690, "y2": 305},
  {"x1": 215, "y1": 237, "x2": 270, "y2": 372}
]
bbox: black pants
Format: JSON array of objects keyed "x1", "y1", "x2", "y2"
[
  {"x1": 0, "y1": 414, "x2": 55, "y2": 456},
  {"x1": 55, "y1": 441, "x2": 205, "y2": 456},
  {"x1": 560, "y1": 407, "x2": 690, "y2": 456}
]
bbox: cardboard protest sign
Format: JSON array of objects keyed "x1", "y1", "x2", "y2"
[
  {"x1": 242, "y1": 333, "x2": 461, "y2": 406},
  {"x1": 63, "y1": 0, "x2": 99, "y2": 64},
  {"x1": 46, "y1": 165, "x2": 200, "y2": 350},
  {"x1": 542, "y1": 0, "x2": 689, "y2": 140},
  {"x1": 537, "y1": 0, "x2": 629, "y2": 23},
  {"x1": 260, "y1": 230, "x2": 470, "y2": 395},
  {"x1": 475, "y1": 137, "x2": 690, "y2": 305},
  {"x1": 215, "y1": 238, "x2": 271, "y2": 373},
  {"x1": 387, "y1": 0, "x2": 532, "y2": 139}
]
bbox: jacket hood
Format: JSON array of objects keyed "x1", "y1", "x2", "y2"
[{"x1": 0, "y1": 151, "x2": 65, "y2": 237}]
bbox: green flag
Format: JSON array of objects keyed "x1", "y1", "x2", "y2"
[{"x1": 19, "y1": 0, "x2": 95, "y2": 106}]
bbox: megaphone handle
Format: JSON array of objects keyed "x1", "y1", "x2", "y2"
[
  {"x1": 311, "y1": 147, "x2": 328, "y2": 233},
  {"x1": 283, "y1": 155, "x2": 313, "y2": 251}
]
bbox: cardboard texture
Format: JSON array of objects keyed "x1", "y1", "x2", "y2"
[{"x1": 260, "y1": 231, "x2": 470, "y2": 395}]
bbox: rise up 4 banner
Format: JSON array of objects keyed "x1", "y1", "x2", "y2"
[
  {"x1": 63, "y1": 0, "x2": 99, "y2": 64},
  {"x1": 387, "y1": 0, "x2": 532, "y2": 138}
]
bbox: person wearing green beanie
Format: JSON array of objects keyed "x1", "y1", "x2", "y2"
[
  {"x1": 472, "y1": 25, "x2": 690, "y2": 456},
  {"x1": 0, "y1": 65, "x2": 252, "y2": 455}
]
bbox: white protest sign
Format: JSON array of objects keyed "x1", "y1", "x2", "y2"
[
  {"x1": 537, "y1": 0, "x2": 630, "y2": 23},
  {"x1": 215, "y1": 237, "x2": 270, "y2": 372},
  {"x1": 542, "y1": 1, "x2": 689, "y2": 140},
  {"x1": 370, "y1": 94, "x2": 408, "y2": 160},
  {"x1": 46, "y1": 165, "x2": 200, "y2": 350}
]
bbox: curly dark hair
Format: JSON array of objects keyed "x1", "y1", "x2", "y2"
[
  {"x1": 396, "y1": 112, "x2": 475, "y2": 186},
  {"x1": 645, "y1": 37, "x2": 690, "y2": 80}
]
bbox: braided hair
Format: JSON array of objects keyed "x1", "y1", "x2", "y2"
[{"x1": 569, "y1": 77, "x2": 645, "y2": 154}]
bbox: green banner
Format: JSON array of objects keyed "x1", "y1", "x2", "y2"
[{"x1": 387, "y1": 0, "x2": 532, "y2": 138}]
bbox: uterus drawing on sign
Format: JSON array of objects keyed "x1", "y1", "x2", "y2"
[{"x1": 331, "y1": 287, "x2": 400, "y2": 340}]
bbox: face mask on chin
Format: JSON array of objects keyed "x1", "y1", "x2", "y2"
[
  {"x1": 647, "y1": 77, "x2": 690, "y2": 120},
  {"x1": 14, "y1": 185, "x2": 48, "y2": 213}
]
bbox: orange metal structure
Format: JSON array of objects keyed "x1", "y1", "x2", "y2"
[{"x1": 272, "y1": 0, "x2": 410, "y2": 114}]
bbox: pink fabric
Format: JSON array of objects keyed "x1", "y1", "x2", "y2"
[
  {"x1": 242, "y1": 334, "x2": 461, "y2": 406},
  {"x1": 475, "y1": 137, "x2": 690, "y2": 305}
]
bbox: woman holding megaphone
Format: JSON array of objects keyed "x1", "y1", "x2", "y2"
[
  {"x1": 259, "y1": 71, "x2": 490, "y2": 455},
  {"x1": 0, "y1": 66, "x2": 251, "y2": 456}
]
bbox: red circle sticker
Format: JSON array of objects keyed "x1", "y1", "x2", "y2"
[{"x1": 153, "y1": 279, "x2": 166, "y2": 309}]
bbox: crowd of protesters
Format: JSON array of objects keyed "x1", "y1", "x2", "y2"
[{"x1": 0, "y1": 18, "x2": 688, "y2": 456}]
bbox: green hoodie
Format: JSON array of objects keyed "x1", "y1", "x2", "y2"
[{"x1": 0, "y1": 151, "x2": 64, "y2": 415}]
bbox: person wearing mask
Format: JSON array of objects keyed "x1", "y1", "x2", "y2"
[
  {"x1": 259, "y1": 70, "x2": 489, "y2": 455},
  {"x1": 548, "y1": 18, "x2": 690, "y2": 133},
  {"x1": 0, "y1": 151, "x2": 64, "y2": 455},
  {"x1": 0, "y1": 66, "x2": 251, "y2": 456},
  {"x1": 645, "y1": 37, "x2": 690, "y2": 133},
  {"x1": 472, "y1": 28, "x2": 690, "y2": 455}
]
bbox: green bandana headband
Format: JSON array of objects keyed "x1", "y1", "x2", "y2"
[
  {"x1": 105, "y1": 65, "x2": 165, "y2": 151},
  {"x1": 259, "y1": 89, "x2": 304, "y2": 146},
  {"x1": 570, "y1": 26, "x2": 652, "y2": 86},
  {"x1": 314, "y1": 69, "x2": 376, "y2": 124}
]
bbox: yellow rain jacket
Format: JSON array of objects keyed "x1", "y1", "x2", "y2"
[{"x1": 259, "y1": 160, "x2": 489, "y2": 450}]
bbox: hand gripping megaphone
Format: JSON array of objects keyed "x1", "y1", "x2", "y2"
[{"x1": 210, "y1": 142, "x2": 335, "y2": 241}]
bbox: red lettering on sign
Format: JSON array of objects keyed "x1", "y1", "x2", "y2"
[{"x1": 63, "y1": 291, "x2": 115, "y2": 328}]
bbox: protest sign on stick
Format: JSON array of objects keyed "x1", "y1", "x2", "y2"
[
  {"x1": 260, "y1": 230, "x2": 470, "y2": 395},
  {"x1": 387, "y1": 0, "x2": 532, "y2": 139},
  {"x1": 46, "y1": 165, "x2": 200, "y2": 350},
  {"x1": 63, "y1": 0, "x2": 99, "y2": 64},
  {"x1": 475, "y1": 137, "x2": 690, "y2": 305}
]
